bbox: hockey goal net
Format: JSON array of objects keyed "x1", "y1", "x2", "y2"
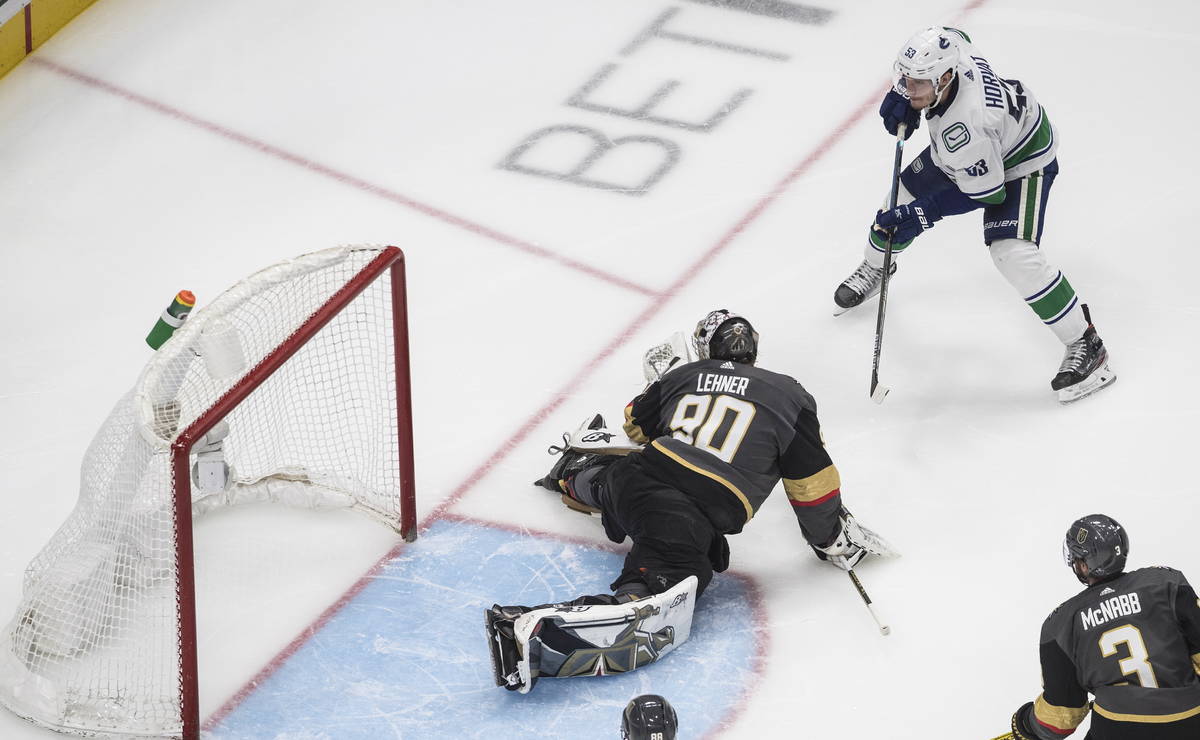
[{"x1": 0, "y1": 246, "x2": 416, "y2": 738}]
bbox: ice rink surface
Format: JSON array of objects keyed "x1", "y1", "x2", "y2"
[{"x1": 0, "y1": 0, "x2": 1197, "y2": 737}]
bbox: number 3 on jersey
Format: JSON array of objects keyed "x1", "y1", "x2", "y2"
[
  {"x1": 668, "y1": 394, "x2": 756, "y2": 463},
  {"x1": 1099, "y1": 624, "x2": 1159, "y2": 688}
]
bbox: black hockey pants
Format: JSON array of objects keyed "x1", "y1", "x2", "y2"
[{"x1": 592, "y1": 452, "x2": 729, "y2": 599}]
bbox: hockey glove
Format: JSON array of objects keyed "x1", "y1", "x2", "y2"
[
  {"x1": 812, "y1": 516, "x2": 868, "y2": 571},
  {"x1": 874, "y1": 196, "x2": 943, "y2": 244},
  {"x1": 1009, "y1": 702, "x2": 1040, "y2": 740},
  {"x1": 879, "y1": 89, "x2": 919, "y2": 140}
]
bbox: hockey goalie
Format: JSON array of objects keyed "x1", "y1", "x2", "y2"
[{"x1": 485, "y1": 309, "x2": 897, "y2": 692}]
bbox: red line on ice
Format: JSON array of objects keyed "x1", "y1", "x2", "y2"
[
  {"x1": 200, "y1": 78, "x2": 881, "y2": 733},
  {"x1": 27, "y1": 57, "x2": 657, "y2": 299},
  {"x1": 154, "y1": 0, "x2": 989, "y2": 728}
]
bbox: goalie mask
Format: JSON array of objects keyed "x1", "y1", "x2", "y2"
[
  {"x1": 893, "y1": 27, "x2": 963, "y2": 108},
  {"x1": 692, "y1": 309, "x2": 759, "y2": 365},
  {"x1": 1062, "y1": 514, "x2": 1128, "y2": 585},
  {"x1": 621, "y1": 694, "x2": 678, "y2": 740}
]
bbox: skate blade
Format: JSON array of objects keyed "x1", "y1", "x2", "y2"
[
  {"x1": 484, "y1": 610, "x2": 524, "y2": 690},
  {"x1": 484, "y1": 610, "x2": 507, "y2": 687},
  {"x1": 1057, "y1": 365, "x2": 1117, "y2": 404},
  {"x1": 832, "y1": 289, "x2": 881, "y2": 317}
]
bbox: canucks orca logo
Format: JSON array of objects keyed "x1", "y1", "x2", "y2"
[
  {"x1": 941, "y1": 122, "x2": 971, "y2": 152},
  {"x1": 938, "y1": 36, "x2": 950, "y2": 49}
]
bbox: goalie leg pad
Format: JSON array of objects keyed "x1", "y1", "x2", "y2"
[
  {"x1": 533, "y1": 415, "x2": 625, "y2": 497},
  {"x1": 487, "y1": 576, "x2": 699, "y2": 693}
]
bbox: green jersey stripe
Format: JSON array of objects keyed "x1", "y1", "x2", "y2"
[
  {"x1": 1028, "y1": 275, "x2": 1076, "y2": 322},
  {"x1": 1022, "y1": 172, "x2": 1040, "y2": 241},
  {"x1": 1004, "y1": 106, "x2": 1054, "y2": 170}
]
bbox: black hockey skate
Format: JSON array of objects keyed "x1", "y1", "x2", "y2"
[
  {"x1": 833, "y1": 259, "x2": 897, "y2": 316},
  {"x1": 1051, "y1": 305, "x2": 1115, "y2": 403},
  {"x1": 485, "y1": 605, "x2": 535, "y2": 692}
]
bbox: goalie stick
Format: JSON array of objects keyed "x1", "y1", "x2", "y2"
[
  {"x1": 847, "y1": 568, "x2": 890, "y2": 636},
  {"x1": 870, "y1": 122, "x2": 908, "y2": 404},
  {"x1": 836, "y1": 515, "x2": 897, "y2": 636}
]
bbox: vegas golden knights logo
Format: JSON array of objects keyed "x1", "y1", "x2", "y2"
[{"x1": 1076, "y1": 528, "x2": 1089, "y2": 545}]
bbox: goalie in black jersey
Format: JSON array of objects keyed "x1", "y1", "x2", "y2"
[
  {"x1": 1009, "y1": 515, "x2": 1200, "y2": 740},
  {"x1": 484, "y1": 310, "x2": 895, "y2": 693}
]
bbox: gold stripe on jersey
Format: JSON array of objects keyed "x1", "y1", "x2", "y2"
[
  {"x1": 1192, "y1": 651, "x2": 1200, "y2": 676},
  {"x1": 623, "y1": 404, "x2": 649, "y2": 445},
  {"x1": 1034, "y1": 694, "x2": 1089, "y2": 732},
  {"x1": 783, "y1": 465, "x2": 841, "y2": 505},
  {"x1": 650, "y1": 439, "x2": 754, "y2": 523},
  {"x1": 1093, "y1": 702, "x2": 1200, "y2": 724}
]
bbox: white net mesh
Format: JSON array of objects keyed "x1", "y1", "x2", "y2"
[{"x1": 0, "y1": 246, "x2": 407, "y2": 737}]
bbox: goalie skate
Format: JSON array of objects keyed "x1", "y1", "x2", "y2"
[{"x1": 485, "y1": 606, "x2": 530, "y2": 692}]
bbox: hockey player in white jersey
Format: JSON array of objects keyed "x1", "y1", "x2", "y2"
[{"x1": 834, "y1": 27, "x2": 1115, "y2": 403}]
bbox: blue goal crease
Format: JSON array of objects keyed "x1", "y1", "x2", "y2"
[{"x1": 208, "y1": 519, "x2": 757, "y2": 739}]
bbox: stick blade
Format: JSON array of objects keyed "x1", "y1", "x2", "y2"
[{"x1": 870, "y1": 382, "x2": 890, "y2": 404}]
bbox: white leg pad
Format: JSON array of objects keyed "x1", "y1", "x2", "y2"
[{"x1": 511, "y1": 576, "x2": 699, "y2": 693}]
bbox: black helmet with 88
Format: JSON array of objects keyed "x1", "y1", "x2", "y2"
[{"x1": 621, "y1": 694, "x2": 677, "y2": 740}]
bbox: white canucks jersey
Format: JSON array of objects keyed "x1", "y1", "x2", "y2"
[{"x1": 926, "y1": 30, "x2": 1058, "y2": 204}]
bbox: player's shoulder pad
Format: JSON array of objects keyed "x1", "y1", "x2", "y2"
[
  {"x1": 1141, "y1": 565, "x2": 1186, "y2": 582},
  {"x1": 1043, "y1": 589, "x2": 1087, "y2": 633},
  {"x1": 754, "y1": 365, "x2": 816, "y2": 402},
  {"x1": 1044, "y1": 602, "x2": 1067, "y2": 623}
]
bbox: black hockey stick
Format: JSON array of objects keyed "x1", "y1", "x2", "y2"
[{"x1": 869, "y1": 123, "x2": 908, "y2": 404}]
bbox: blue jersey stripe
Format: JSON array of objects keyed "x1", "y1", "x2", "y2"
[
  {"x1": 963, "y1": 183, "x2": 1004, "y2": 199},
  {"x1": 1026, "y1": 271, "x2": 1063, "y2": 302}
]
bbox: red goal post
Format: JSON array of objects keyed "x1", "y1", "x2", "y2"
[{"x1": 0, "y1": 245, "x2": 416, "y2": 739}]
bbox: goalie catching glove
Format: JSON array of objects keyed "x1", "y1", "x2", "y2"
[
  {"x1": 642, "y1": 331, "x2": 697, "y2": 384},
  {"x1": 811, "y1": 508, "x2": 898, "y2": 570}
]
